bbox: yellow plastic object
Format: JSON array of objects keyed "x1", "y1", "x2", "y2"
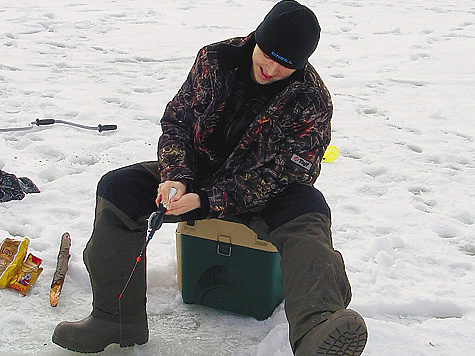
[
  {"x1": 0, "y1": 237, "x2": 29, "y2": 288},
  {"x1": 323, "y1": 145, "x2": 340, "y2": 162}
]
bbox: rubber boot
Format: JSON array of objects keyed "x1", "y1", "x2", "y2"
[
  {"x1": 52, "y1": 313, "x2": 148, "y2": 353},
  {"x1": 294, "y1": 309, "x2": 367, "y2": 356},
  {"x1": 263, "y1": 212, "x2": 353, "y2": 349},
  {"x1": 82, "y1": 196, "x2": 149, "y2": 323}
]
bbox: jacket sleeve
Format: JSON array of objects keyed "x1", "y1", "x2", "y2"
[
  {"x1": 203, "y1": 91, "x2": 332, "y2": 218},
  {"x1": 157, "y1": 47, "x2": 212, "y2": 184}
]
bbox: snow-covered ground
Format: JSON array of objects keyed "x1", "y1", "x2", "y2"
[{"x1": 0, "y1": 0, "x2": 473, "y2": 355}]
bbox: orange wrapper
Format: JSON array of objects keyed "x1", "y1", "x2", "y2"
[{"x1": 8, "y1": 253, "x2": 43, "y2": 295}]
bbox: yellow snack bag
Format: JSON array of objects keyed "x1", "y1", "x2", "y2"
[
  {"x1": 8, "y1": 253, "x2": 43, "y2": 295},
  {"x1": 0, "y1": 237, "x2": 29, "y2": 288}
]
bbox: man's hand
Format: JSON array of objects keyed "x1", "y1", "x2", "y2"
[
  {"x1": 155, "y1": 181, "x2": 201, "y2": 215},
  {"x1": 165, "y1": 192, "x2": 201, "y2": 215}
]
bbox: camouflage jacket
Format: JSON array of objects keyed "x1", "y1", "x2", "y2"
[{"x1": 158, "y1": 34, "x2": 332, "y2": 219}]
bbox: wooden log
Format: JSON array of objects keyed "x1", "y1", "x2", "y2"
[{"x1": 50, "y1": 232, "x2": 71, "y2": 307}]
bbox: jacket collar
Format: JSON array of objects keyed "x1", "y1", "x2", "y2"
[{"x1": 216, "y1": 32, "x2": 256, "y2": 73}]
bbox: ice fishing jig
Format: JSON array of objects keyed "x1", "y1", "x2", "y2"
[{"x1": 0, "y1": 118, "x2": 117, "y2": 133}]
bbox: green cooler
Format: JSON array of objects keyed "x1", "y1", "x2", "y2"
[{"x1": 176, "y1": 219, "x2": 284, "y2": 320}]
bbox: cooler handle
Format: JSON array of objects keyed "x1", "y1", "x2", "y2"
[{"x1": 217, "y1": 234, "x2": 232, "y2": 257}]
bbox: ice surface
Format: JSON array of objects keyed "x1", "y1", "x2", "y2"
[{"x1": 0, "y1": 0, "x2": 474, "y2": 355}]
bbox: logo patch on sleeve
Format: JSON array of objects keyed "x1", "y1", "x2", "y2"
[{"x1": 291, "y1": 154, "x2": 312, "y2": 171}]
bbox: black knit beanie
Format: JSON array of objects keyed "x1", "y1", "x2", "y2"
[{"x1": 255, "y1": 0, "x2": 321, "y2": 70}]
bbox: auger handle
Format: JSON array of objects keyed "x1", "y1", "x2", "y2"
[
  {"x1": 34, "y1": 119, "x2": 55, "y2": 126},
  {"x1": 98, "y1": 124, "x2": 117, "y2": 132}
]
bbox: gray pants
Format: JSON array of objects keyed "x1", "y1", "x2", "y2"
[{"x1": 83, "y1": 162, "x2": 351, "y2": 351}]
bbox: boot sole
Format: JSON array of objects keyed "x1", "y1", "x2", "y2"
[
  {"x1": 52, "y1": 334, "x2": 148, "y2": 354},
  {"x1": 52, "y1": 333, "x2": 106, "y2": 354},
  {"x1": 52, "y1": 327, "x2": 148, "y2": 353},
  {"x1": 315, "y1": 309, "x2": 367, "y2": 356},
  {"x1": 119, "y1": 335, "x2": 149, "y2": 348}
]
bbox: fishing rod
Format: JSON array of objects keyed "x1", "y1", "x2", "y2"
[
  {"x1": 118, "y1": 187, "x2": 177, "y2": 344},
  {"x1": 0, "y1": 118, "x2": 117, "y2": 133},
  {"x1": 118, "y1": 187, "x2": 177, "y2": 301}
]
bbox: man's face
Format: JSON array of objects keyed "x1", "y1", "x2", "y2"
[{"x1": 251, "y1": 45, "x2": 296, "y2": 85}]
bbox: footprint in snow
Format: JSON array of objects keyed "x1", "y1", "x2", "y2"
[{"x1": 409, "y1": 186, "x2": 436, "y2": 213}]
